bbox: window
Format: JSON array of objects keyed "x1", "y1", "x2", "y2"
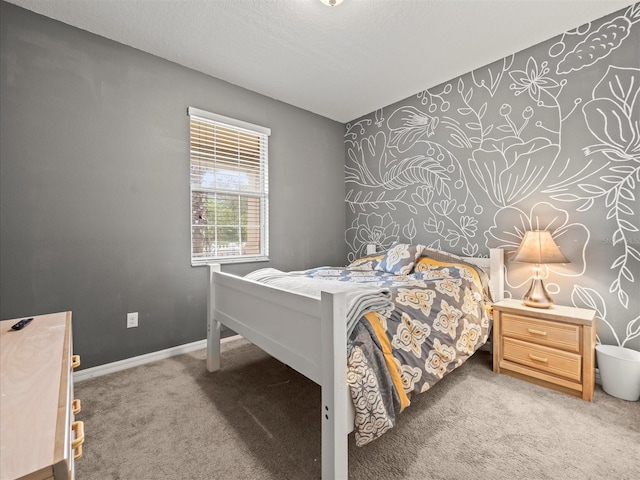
[{"x1": 188, "y1": 107, "x2": 270, "y2": 265}]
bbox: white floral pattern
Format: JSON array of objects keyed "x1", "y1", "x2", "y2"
[{"x1": 344, "y1": 4, "x2": 640, "y2": 350}]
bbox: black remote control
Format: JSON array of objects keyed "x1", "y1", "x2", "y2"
[{"x1": 11, "y1": 318, "x2": 33, "y2": 330}]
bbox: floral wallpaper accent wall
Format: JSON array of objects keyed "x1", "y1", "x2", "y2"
[{"x1": 344, "y1": 4, "x2": 640, "y2": 349}]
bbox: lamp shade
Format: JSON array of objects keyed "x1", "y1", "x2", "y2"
[{"x1": 511, "y1": 230, "x2": 569, "y2": 264}]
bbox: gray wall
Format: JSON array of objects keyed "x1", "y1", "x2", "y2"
[
  {"x1": 344, "y1": 4, "x2": 640, "y2": 350},
  {"x1": 0, "y1": 2, "x2": 347, "y2": 368}
]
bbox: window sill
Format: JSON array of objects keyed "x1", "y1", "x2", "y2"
[{"x1": 191, "y1": 256, "x2": 270, "y2": 267}]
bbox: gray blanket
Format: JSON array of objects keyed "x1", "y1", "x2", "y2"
[{"x1": 245, "y1": 268, "x2": 392, "y2": 337}]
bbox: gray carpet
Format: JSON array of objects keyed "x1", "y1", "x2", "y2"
[{"x1": 75, "y1": 338, "x2": 639, "y2": 480}]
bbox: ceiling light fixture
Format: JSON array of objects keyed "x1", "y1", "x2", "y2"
[{"x1": 320, "y1": 0, "x2": 344, "y2": 6}]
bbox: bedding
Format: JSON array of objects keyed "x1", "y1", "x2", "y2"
[
  {"x1": 246, "y1": 252, "x2": 493, "y2": 446},
  {"x1": 244, "y1": 268, "x2": 393, "y2": 337}
]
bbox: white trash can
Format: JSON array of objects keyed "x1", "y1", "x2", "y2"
[{"x1": 596, "y1": 345, "x2": 640, "y2": 401}]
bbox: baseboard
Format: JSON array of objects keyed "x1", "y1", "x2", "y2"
[
  {"x1": 75, "y1": 336, "x2": 600, "y2": 387},
  {"x1": 74, "y1": 335, "x2": 242, "y2": 383}
]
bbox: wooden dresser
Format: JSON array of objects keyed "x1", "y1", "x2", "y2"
[
  {"x1": 492, "y1": 299, "x2": 596, "y2": 401},
  {"x1": 0, "y1": 312, "x2": 84, "y2": 480}
]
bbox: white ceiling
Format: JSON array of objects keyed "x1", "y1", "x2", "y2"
[{"x1": 6, "y1": 0, "x2": 636, "y2": 123}]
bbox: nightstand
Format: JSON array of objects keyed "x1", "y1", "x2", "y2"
[{"x1": 492, "y1": 298, "x2": 596, "y2": 401}]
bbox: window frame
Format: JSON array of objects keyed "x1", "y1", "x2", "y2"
[{"x1": 188, "y1": 107, "x2": 270, "y2": 266}]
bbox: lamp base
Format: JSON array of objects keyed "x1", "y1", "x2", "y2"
[{"x1": 522, "y1": 278, "x2": 553, "y2": 308}]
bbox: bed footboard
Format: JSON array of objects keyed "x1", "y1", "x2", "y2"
[
  {"x1": 206, "y1": 264, "x2": 222, "y2": 372},
  {"x1": 320, "y1": 290, "x2": 349, "y2": 480},
  {"x1": 207, "y1": 265, "x2": 350, "y2": 479}
]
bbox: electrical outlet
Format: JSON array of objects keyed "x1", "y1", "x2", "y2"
[{"x1": 127, "y1": 312, "x2": 138, "y2": 328}]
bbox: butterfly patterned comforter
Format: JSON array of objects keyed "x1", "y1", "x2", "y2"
[{"x1": 302, "y1": 256, "x2": 493, "y2": 446}]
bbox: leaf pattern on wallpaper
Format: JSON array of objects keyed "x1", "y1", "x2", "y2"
[
  {"x1": 387, "y1": 107, "x2": 439, "y2": 152},
  {"x1": 472, "y1": 56, "x2": 514, "y2": 97},
  {"x1": 583, "y1": 67, "x2": 640, "y2": 162},
  {"x1": 345, "y1": 189, "x2": 414, "y2": 214},
  {"x1": 380, "y1": 156, "x2": 449, "y2": 194},
  {"x1": 572, "y1": 286, "x2": 640, "y2": 347},
  {"x1": 545, "y1": 66, "x2": 640, "y2": 308},
  {"x1": 441, "y1": 78, "x2": 495, "y2": 149},
  {"x1": 555, "y1": 4, "x2": 639, "y2": 75},
  {"x1": 344, "y1": 5, "x2": 639, "y2": 348},
  {"x1": 424, "y1": 199, "x2": 480, "y2": 256},
  {"x1": 346, "y1": 132, "x2": 451, "y2": 215},
  {"x1": 403, "y1": 218, "x2": 417, "y2": 242},
  {"x1": 345, "y1": 132, "x2": 385, "y2": 186},
  {"x1": 346, "y1": 102, "x2": 484, "y2": 253}
]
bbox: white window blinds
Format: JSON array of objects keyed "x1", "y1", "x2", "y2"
[{"x1": 188, "y1": 107, "x2": 270, "y2": 264}]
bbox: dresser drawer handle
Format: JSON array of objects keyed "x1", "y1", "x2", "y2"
[
  {"x1": 72, "y1": 421, "x2": 85, "y2": 459},
  {"x1": 72, "y1": 399, "x2": 82, "y2": 415},
  {"x1": 527, "y1": 328, "x2": 547, "y2": 336},
  {"x1": 71, "y1": 355, "x2": 81, "y2": 369},
  {"x1": 529, "y1": 354, "x2": 549, "y2": 363}
]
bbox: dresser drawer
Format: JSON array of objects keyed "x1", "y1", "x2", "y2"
[
  {"x1": 503, "y1": 337, "x2": 582, "y2": 382},
  {"x1": 502, "y1": 313, "x2": 580, "y2": 353}
]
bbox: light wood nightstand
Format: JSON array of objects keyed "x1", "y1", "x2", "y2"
[{"x1": 492, "y1": 298, "x2": 596, "y2": 401}]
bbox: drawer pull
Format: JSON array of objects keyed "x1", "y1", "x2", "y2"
[
  {"x1": 72, "y1": 421, "x2": 85, "y2": 460},
  {"x1": 72, "y1": 398, "x2": 82, "y2": 415},
  {"x1": 71, "y1": 355, "x2": 81, "y2": 370},
  {"x1": 529, "y1": 354, "x2": 549, "y2": 363},
  {"x1": 75, "y1": 444, "x2": 83, "y2": 460},
  {"x1": 527, "y1": 328, "x2": 547, "y2": 336}
]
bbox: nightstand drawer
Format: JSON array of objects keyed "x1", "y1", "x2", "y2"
[
  {"x1": 502, "y1": 313, "x2": 580, "y2": 353},
  {"x1": 493, "y1": 299, "x2": 596, "y2": 401},
  {"x1": 503, "y1": 337, "x2": 582, "y2": 382}
]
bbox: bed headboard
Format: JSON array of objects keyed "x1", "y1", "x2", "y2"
[{"x1": 462, "y1": 248, "x2": 504, "y2": 302}]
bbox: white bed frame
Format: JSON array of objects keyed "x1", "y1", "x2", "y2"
[{"x1": 206, "y1": 249, "x2": 504, "y2": 479}]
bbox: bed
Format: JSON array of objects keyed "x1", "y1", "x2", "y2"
[{"x1": 206, "y1": 246, "x2": 504, "y2": 479}]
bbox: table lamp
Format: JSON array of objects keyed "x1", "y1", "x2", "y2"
[{"x1": 510, "y1": 230, "x2": 569, "y2": 308}]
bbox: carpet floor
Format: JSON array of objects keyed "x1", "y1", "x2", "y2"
[{"x1": 74, "y1": 338, "x2": 639, "y2": 480}]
